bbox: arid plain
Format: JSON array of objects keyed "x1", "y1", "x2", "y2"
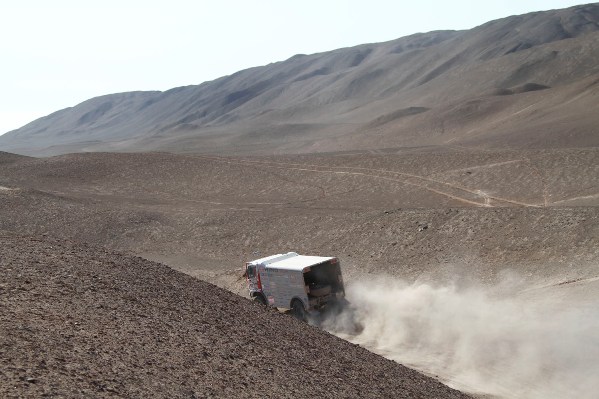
[{"x1": 1, "y1": 146, "x2": 598, "y2": 398}]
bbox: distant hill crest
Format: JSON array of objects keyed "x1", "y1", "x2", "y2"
[{"x1": 2, "y1": 3, "x2": 599, "y2": 156}]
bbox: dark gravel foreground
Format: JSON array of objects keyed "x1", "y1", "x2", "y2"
[{"x1": 0, "y1": 234, "x2": 470, "y2": 398}]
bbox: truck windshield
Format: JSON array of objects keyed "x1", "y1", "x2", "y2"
[{"x1": 246, "y1": 265, "x2": 255, "y2": 278}]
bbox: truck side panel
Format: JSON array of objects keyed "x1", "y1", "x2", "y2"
[{"x1": 266, "y1": 268, "x2": 308, "y2": 309}]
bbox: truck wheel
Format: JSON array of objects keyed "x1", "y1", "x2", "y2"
[
  {"x1": 253, "y1": 295, "x2": 267, "y2": 306},
  {"x1": 290, "y1": 299, "x2": 307, "y2": 321}
]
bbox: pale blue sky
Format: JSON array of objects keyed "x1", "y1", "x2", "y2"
[{"x1": 0, "y1": 0, "x2": 588, "y2": 134}]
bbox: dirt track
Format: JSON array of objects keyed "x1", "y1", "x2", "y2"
[{"x1": 0, "y1": 233, "x2": 470, "y2": 398}]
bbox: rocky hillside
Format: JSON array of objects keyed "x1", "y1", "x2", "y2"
[
  {"x1": 0, "y1": 233, "x2": 471, "y2": 398},
  {"x1": 1, "y1": 3, "x2": 599, "y2": 156}
]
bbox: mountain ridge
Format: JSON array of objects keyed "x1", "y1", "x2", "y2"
[{"x1": 2, "y1": 3, "x2": 599, "y2": 156}]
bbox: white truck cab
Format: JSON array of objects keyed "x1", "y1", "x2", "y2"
[{"x1": 245, "y1": 252, "x2": 345, "y2": 320}]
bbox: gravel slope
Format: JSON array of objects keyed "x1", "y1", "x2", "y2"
[{"x1": 0, "y1": 233, "x2": 471, "y2": 398}]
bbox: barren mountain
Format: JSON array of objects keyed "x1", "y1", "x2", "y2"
[{"x1": 2, "y1": 3, "x2": 599, "y2": 156}]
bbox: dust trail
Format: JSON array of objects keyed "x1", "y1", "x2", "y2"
[{"x1": 324, "y1": 277, "x2": 599, "y2": 399}]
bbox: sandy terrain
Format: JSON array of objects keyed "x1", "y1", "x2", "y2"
[
  {"x1": 1, "y1": 148, "x2": 598, "y2": 397},
  {"x1": 1, "y1": 149, "x2": 597, "y2": 288}
]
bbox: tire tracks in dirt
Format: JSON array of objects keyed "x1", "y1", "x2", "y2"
[
  {"x1": 522, "y1": 156, "x2": 550, "y2": 207},
  {"x1": 197, "y1": 156, "x2": 542, "y2": 208},
  {"x1": 550, "y1": 192, "x2": 599, "y2": 205}
]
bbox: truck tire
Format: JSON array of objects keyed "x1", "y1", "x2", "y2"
[
  {"x1": 309, "y1": 284, "x2": 332, "y2": 297},
  {"x1": 290, "y1": 299, "x2": 307, "y2": 321},
  {"x1": 252, "y1": 294, "x2": 267, "y2": 306}
]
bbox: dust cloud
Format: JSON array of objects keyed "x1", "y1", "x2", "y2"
[{"x1": 324, "y1": 277, "x2": 599, "y2": 399}]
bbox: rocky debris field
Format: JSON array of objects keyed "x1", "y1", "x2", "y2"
[{"x1": 0, "y1": 233, "x2": 471, "y2": 398}]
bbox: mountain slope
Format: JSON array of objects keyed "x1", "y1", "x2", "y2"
[
  {"x1": 1, "y1": 3, "x2": 599, "y2": 156},
  {"x1": 0, "y1": 234, "x2": 471, "y2": 398}
]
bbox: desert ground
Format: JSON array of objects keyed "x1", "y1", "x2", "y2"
[
  {"x1": 1, "y1": 234, "x2": 472, "y2": 399},
  {"x1": 1, "y1": 147, "x2": 598, "y2": 398}
]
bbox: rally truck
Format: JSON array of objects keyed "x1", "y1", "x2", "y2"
[{"x1": 245, "y1": 252, "x2": 346, "y2": 320}]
